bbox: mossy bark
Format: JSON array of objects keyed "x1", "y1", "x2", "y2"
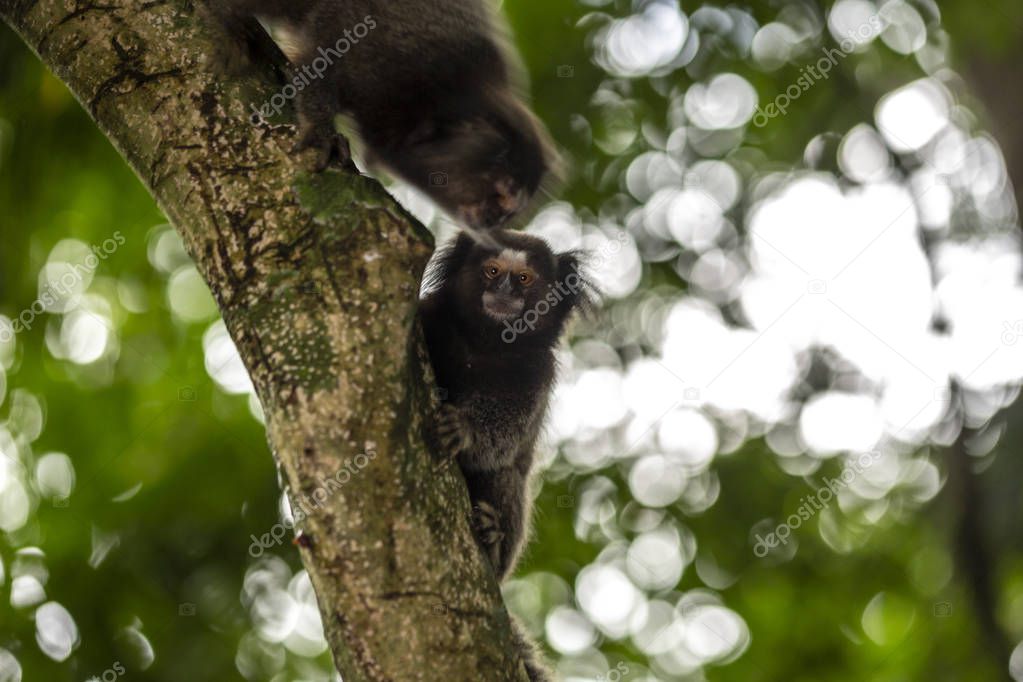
[{"x1": 0, "y1": 1, "x2": 529, "y2": 679}]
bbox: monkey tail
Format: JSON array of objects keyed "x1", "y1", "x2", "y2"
[{"x1": 511, "y1": 617, "x2": 554, "y2": 682}]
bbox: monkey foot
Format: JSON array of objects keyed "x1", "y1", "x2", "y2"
[
  {"x1": 472, "y1": 502, "x2": 505, "y2": 570},
  {"x1": 292, "y1": 123, "x2": 357, "y2": 173}
]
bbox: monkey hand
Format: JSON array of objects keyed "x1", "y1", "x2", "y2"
[
  {"x1": 202, "y1": 4, "x2": 260, "y2": 77},
  {"x1": 210, "y1": 39, "x2": 256, "y2": 78},
  {"x1": 434, "y1": 403, "x2": 473, "y2": 462},
  {"x1": 292, "y1": 118, "x2": 357, "y2": 173}
]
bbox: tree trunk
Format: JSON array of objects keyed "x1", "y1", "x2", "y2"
[
  {"x1": 968, "y1": 51, "x2": 1023, "y2": 215},
  {"x1": 0, "y1": 1, "x2": 529, "y2": 679},
  {"x1": 945, "y1": 427, "x2": 1012, "y2": 678}
]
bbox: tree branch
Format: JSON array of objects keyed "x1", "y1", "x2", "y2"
[
  {"x1": 0, "y1": 0, "x2": 529, "y2": 679},
  {"x1": 946, "y1": 428, "x2": 1012, "y2": 678}
]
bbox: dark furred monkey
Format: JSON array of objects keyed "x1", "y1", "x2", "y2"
[
  {"x1": 421, "y1": 229, "x2": 590, "y2": 572},
  {"x1": 420, "y1": 229, "x2": 591, "y2": 681},
  {"x1": 207, "y1": 0, "x2": 554, "y2": 230}
]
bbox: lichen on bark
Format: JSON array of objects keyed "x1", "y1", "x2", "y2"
[{"x1": 0, "y1": 0, "x2": 531, "y2": 679}]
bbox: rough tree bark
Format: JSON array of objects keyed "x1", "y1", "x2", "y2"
[{"x1": 0, "y1": 1, "x2": 530, "y2": 680}]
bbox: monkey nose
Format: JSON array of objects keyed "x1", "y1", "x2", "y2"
[
  {"x1": 500, "y1": 188, "x2": 528, "y2": 214},
  {"x1": 484, "y1": 199, "x2": 518, "y2": 228},
  {"x1": 458, "y1": 203, "x2": 493, "y2": 230}
]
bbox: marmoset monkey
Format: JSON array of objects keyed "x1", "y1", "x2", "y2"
[
  {"x1": 207, "y1": 0, "x2": 555, "y2": 230},
  {"x1": 419, "y1": 229, "x2": 591, "y2": 681}
]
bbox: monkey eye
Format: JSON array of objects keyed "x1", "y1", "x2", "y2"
[
  {"x1": 483, "y1": 263, "x2": 501, "y2": 279},
  {"x1": 518, "y1": 271, "x2": 536, "y2": 286}
]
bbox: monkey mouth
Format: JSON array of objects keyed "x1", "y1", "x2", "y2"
[
  {"x1": 457, "y1": 197, "x2": 520, "y2": 230},
  {"x1": 458, "y1": 205, "x2": 501, "y2": 231},
  {"x1": 482, "y1": 292, "x2": 524, "y2": 321}
]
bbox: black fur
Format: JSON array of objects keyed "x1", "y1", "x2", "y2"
[
  {"x1": 421, "y1": 230, "x2": 590, "y2": 579},
  {"x1": 512, "y1": 618, "x2": 555, "y2": 682},
  {"x1": 207, "y1": 0, "x2": 554, "y2": 229},
  {"x1": 420, "y1": 230, "x2": 589, "y2": 681}
]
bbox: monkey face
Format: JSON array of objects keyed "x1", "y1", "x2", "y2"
[
  {"x1": 455, "y1": 232, "x2": 588, "y2": 338},
  {"x1": 456, "y1": 176, "x2": 531, "y2": 231},
  {"x1": 381, "y1": 92, "x2": 551, "y2": 230},
  {"x1": 424, "y1": 230, "x2": 592, "y2": 345},
  {"x1": 479, "y1": 250, "x2": 537, "y2": 321},
  {"x1": 394, "y1": 126, "x2": 543, "y2": 230}
]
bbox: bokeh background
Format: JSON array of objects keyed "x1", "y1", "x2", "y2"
[{"x1": 3, "y1": 0, "x2": 1023, "y2": 680}]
